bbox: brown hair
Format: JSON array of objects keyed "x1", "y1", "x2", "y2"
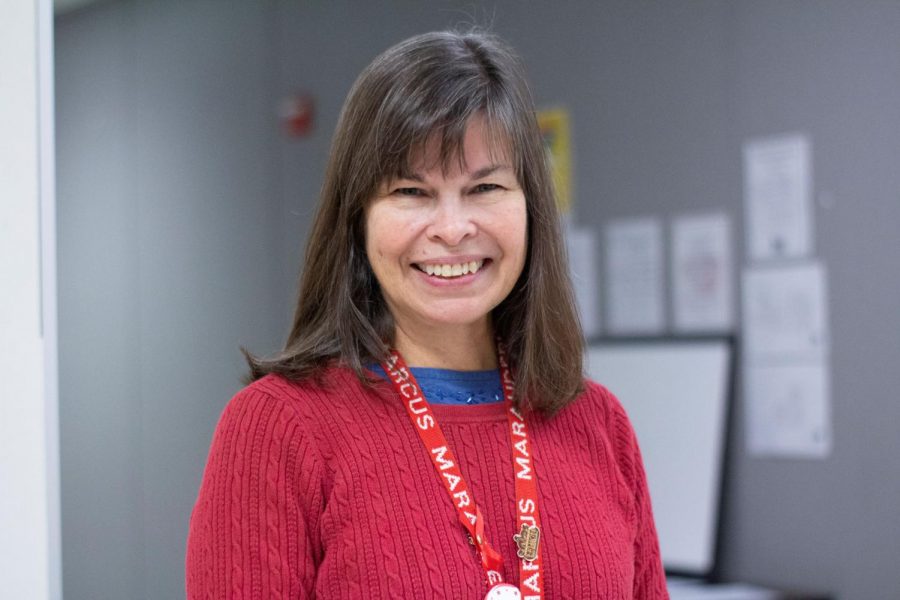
[{"x1": 244, "y1": 30, "x2": 584, "y2": 414}]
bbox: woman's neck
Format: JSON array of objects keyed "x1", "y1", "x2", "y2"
[{"x1": 392, "y1": 319, "x2": 497, "y2": 371}]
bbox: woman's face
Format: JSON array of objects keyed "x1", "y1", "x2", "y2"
[{"x1": 364, "y1": 117, "x2": 528, "y2": 336}]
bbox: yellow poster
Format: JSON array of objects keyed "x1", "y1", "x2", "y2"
[{"x1": 537, "y1": 108, "x2": 572, "y2": 214}]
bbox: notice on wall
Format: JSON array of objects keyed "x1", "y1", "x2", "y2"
[
  {"x1": 566, "y1": 225, "x2": 600, "y2": 337},
  {"x1": 743, "y1": 133, "x2": 812, "y2": 261},
  {"x1": 605, "y1": 218, "x2": 664, "y2": 335},
  {"x1": 742, "y1": 262, "x2": 832, "y2": 458},
  {"x1": 742, "y1": 263, "x2": 829, "y2": 363},
  {"x1": 671, "y1": 213, "x2": 733, "y2": 332},
  {"x1": 745, "y1": 363, "x2": 832, "y2": 458}
]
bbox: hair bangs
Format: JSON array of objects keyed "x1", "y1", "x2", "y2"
[{"x1": 378, "y1": 105, "x2": 518, "y2": 185}]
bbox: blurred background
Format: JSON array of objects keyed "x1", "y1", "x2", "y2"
[{"x1": 12, "y1": 0, "x2": 900, "y2": 598}]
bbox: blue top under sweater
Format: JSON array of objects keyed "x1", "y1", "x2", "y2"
[{"x1": 367, "y1": 365, "x2": 503, "y2": 405}]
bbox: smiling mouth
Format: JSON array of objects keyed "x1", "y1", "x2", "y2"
[{"x1": 414, "y1": 259, "x2": 488, "y2": 278}]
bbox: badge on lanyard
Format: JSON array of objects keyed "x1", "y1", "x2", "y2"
[{"x1": 513, "y1": 524, "x2": 541, "y2": 562}]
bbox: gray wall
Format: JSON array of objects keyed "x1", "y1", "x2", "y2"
[
  {"x1": 56, "y1": 1, "x2": 900, "y2": 598},
  {"x1": 56, "y1": 1, "x2": 283, "y2": 598},
  {"x1": 724, "y1": 3, "x2": 900, "y2": 595}
]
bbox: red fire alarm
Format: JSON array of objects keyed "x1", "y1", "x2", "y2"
[{"x1": 279, "y1": 94, "x2": 315, "y2": 138}]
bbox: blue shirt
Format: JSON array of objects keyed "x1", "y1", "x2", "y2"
[{"x1": 367, "y1": 364, "x2": 503, "y2": 405}]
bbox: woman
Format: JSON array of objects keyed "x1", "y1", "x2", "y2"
[{"x1": 186, "y1": 30, "x2": 668, "y2": 599}]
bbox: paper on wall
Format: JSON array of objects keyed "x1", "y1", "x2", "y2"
[
  {"x1": 742, "y1": 262, "x2": 832, "y2": 458},
  {"x1": 742, "y1": 263, "x2": 829, "y2": 363},
  {"x1": 565, "y1": 225, "x2": 600, "y2": 337},
  {"x1": 605, "y1": 218, "x2": 664, "y2": 335},
  {"x1": 745, "y1": 362, "x2": 832, "y2": 458},
  {"x1": 671, "y1": 213, "x2": 733, "y2": 332},
  {"x1": 743, "y1": 133, "x2": 812, "y2": 261}
]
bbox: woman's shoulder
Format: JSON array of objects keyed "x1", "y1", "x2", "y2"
[
  {"x1": 239, "y1": 364, "x2": 378, "y2": 402},
  {"x1": 549, "y1": 378, "x2": 642, "y2": 455},
  {"x1": 557, "y1": 378, "x2": 630, "y2": 425},
  {"x1": 218, "y1": 365, "x2": 390, "y2": 433},
  {"x1": 206, "y1": 366, "x2": 387, "y2": 468}
]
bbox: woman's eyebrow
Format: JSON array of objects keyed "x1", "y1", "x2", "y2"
[
  {"x1": 470, "y1": 164, "x2": 512, "y2": 179},
  {"x1": 392, "y1": 164, "x2": 512, "y2": 183},
  {"x1": 397, "y1": 172, "x2": 425, "y2": 183}
]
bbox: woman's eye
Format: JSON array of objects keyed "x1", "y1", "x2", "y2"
[
  {"x1": 394, "y1": 187, "x2": 424, "y2": 197},
  {"x1": 472, "y1": 183, "x2": 501, "y2": 194}
]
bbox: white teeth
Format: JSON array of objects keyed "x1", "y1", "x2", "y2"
[{"x1": 417, "y1": 260, "x2": 485, "y2": 278}]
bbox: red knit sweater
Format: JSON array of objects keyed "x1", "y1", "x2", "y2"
[{"x1": 185, "y1": 367, "x2": 668, "y2": 599}]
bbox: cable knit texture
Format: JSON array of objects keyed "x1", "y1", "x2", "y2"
[{"x1": 186, "y1": 367, "x2": 669, "y2": 599}]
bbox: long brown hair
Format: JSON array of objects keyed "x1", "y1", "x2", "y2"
[{"x1": 244, "y1": 30, "x2": 584, "y2": 414}]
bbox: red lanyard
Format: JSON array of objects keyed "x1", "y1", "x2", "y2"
[{"x1": 381, "y1": 344, "x2": 544, "y2": 599}]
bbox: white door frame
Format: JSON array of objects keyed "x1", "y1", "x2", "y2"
[{"x1": 0, "y1": 0, "x2": 61, "y2": 598}]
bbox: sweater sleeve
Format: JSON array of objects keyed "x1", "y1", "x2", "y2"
[
  {"x1": 185, "y1": 385, "x2": 325, "y2": 600},
  {"x1": 605, "y1": 386, "x2": 670, "y2": 600}
]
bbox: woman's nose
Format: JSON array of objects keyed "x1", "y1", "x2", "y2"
[{"x1": 426, "y1": 196, "x2": 477, "y2": 246}]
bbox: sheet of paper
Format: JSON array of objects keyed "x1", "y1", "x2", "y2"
[
  {"x1": 565, "y1": 225, "x2": 600, "y2": 337},
  {"x1": 743, "y1": 133, "x2": 812, "y2": 260},
  {"x1": 745, "y1": 362, "x2": 832, "y2": 458},
  {"x1": 671, "y1": 213, "x2": 733, "y2": 332},
  {"x1": 742, "y1": 263, "x2": 829, "y2": 363},
  {"x1": 605, "y1": 218, "x2": 664, "y2": 335}
]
